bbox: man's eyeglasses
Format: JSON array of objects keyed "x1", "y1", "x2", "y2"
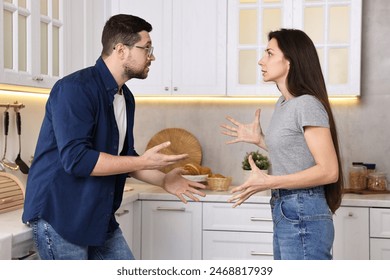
[
  {"x1": 135, "y1": 45, "x2": 154, "y2": 58},
  {"x1": 116, "y1": 43, "x2": 154, "y2": 58}
]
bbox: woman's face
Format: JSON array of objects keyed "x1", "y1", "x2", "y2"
[{"x1": 258, "y1": 38, "x2": 290, "y2": 85}]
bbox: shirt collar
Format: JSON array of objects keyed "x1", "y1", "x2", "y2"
[{"x1": 95, "y1": 56, "x2": 120, "y2": 98}]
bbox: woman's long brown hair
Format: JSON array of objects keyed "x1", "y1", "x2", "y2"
[{"x1": 269, "y1": 29, "x2": 343, "y2": 213}]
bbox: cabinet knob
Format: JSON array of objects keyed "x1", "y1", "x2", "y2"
[
  {"x1": 173, "y1": 87, "x2": 178, "y2": 91},
  {"x1": 348, "y1": 212, "x2": 354, "y2": 217},
  {"x1": 164, "y1": 86, "x2": 169, "y2": 91}
]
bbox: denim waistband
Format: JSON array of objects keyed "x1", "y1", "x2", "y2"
[{"x1": 271, "y1": 186, "x2": 325, "y2": 199}]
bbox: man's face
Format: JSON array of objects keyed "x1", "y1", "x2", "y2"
[{"x1": 123, "y1": 31, "x2": 155, "y2": 80}]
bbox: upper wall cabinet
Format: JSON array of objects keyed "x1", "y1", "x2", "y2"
[
  {"x1": 0, "y1": 0, "x2": 109, "y2": 89},
  {"x1": 111, "y1": 0, "x2": 227, "y2": 96},
  {"x1": 227, "y1": 0, "x2": 362, "y2": 97},
  {"x1": 0, "y1": 0, "x2": 64, "y2": 88}
]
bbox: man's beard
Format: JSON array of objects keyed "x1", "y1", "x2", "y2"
[{"x1": 123, "y1": 64, "x2": 148, "y2": 80}]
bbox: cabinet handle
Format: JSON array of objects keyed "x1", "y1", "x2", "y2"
[
  {"x1": 250, "y1": 217, "x2": 272, "y2": 222},
  {"x1": 115, "y1": 209, "x2": 130, "y2": 217},
  {"x1": 250, "y1": 251, "x2": 273, "y2": 256},
  {"x1": 156, "y1": 207, "x2": 186, "y2": 212},
  {"x1": 164, "y1": 86, "x2": 169, "y2": 91},
  {"x1": 348, "y1": 212, "x2": 354, "y2": 217},
  {"x1": 32, "y1": 76, "x2": 44, "y2": 82},
  {"x1": 173, "y1": 87, "x2": 178, "y2": 91}
]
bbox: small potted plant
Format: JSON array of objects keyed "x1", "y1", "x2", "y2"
[{"x1": 242, "y1": 151, "x2": 270, "y2": 175}]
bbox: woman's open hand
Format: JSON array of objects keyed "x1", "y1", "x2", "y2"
[
  {"x1": 221, "y1": 109, "x2": 266, "y2": 149},
  {"x1": 228, "y1": 155, "x2": 270, "y2": 207}
]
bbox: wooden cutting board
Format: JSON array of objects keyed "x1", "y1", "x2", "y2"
[
  {"x1": 0, "y1": 173, "x2": 25, "y2": 214},
  {"x1": 146, "y1": 128, "x2": 202, "y2": 173}
]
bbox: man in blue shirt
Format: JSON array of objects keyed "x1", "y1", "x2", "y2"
[{"x1": 22, "y1": 14, "x2": 206, "y2": 260}]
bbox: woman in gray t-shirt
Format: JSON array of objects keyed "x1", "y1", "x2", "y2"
[{"x1": 221, "y1": 29, "x2": 343, "y2": 260}]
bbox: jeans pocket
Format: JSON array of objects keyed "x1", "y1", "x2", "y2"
[{"x1": 279, "y1": 197, "x2": 300, "y2": 223}]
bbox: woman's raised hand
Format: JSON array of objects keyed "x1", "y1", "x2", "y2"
[{"x1": 221, "y1": 109, "x2": 266, "y2": 149}]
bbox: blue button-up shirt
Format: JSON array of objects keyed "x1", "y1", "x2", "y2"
[{"x1": 22, "y1": 57, "x2": 137, "y2": 246}]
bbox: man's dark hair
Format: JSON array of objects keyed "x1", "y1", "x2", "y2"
[{"x1": 101, "y1": 14, "x2": 152, "y2": 57}]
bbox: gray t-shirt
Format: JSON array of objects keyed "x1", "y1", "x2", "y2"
[{"x1": 265, "y1": 95, "x2": 329, "y2": 176}]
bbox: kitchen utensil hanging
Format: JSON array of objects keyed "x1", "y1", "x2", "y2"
[
  {"x1": 0, "y1": 108, "x2": 19, "y2": 171},
  {"x1": 14, "y1": 109, "x2": 29, "y2": 174}
]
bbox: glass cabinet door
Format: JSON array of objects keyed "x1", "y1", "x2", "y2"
[
  {"x1": 40, "y1": 0, "x2": 62, "y2": 78},
  {"x1": 299, "y1": 0, "x2": 362, "y2": 96},
  {"x1": 1, "y1": 0, "x2": 63, "y2": 88},
  {"x1": 2, "y1": 0, "x2": 30, "y2": 73},
  {"x1": 227, "y1": 0, "x2": 362, "y2": 97}
]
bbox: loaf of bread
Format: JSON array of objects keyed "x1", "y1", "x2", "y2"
[{"x1": 183, "y1": 163, "x2": 212, "y2": 176}]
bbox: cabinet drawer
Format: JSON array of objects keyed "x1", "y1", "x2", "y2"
[
  {"x1": 370, "y1": 208, "x2": 390, "y2": 238},
  {"x1": 203, "y1": 231, "x2": 273, "y2": 260},
  {"x1": 203, "y1": 203, "x2": 272, "y2": 232},
  {"x1": 370, "y1": 238, "x2": 390, "y2": 260}
]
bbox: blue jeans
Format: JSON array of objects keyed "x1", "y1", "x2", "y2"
[
  {"x1": 270, "y1": 187, "x2": 334, "y2": 260},
  {"x1": 31, "y1": 219, "x2": 134, "y2": 260}
]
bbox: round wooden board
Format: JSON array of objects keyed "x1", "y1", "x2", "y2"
[{"x1": 146, "y1": 128, "x2": 202, "y2": 173}]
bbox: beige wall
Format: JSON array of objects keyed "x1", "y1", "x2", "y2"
[{"x1": 1, "y1": 0, "x2": 389, "y2": 186}]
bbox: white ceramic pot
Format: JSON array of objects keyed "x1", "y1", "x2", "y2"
[{"x1": 243, "y1": 169, "x2": 268, "y2": 180}]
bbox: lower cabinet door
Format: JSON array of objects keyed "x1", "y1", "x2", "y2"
[
  {"x1": 141, "y1": 200, "x2": 202, "y2": 260},
  {"x1": 370, "y1": 238, "x2": 390, "y2": 260},
  {"x1": 333, "y1": 206, "x2": 369, "y2": 260},
  {"x1": 115, "y1": 202, "x2": 134, "y2": 248},
  {"x1": 203, "y1": 231, "x2": 273, "y2": 260}
]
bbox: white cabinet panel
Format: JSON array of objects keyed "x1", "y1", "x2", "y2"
[
  {"x1": 370, "y1": 208, "x2": 390, "y2": 238},
  {"x1": 370, "y1": 239, "x2": 390, "y2": 260},
  {"x1": 115, "y1": 200, "x2": 142, "y2": 260},
  {"x1": 203, "y1": 231, "x2": 273, "y2": 260},
  {"x1": 227, "y1": 0, "x2": 362, "y2": 96},
  {"x1": 333, "y1": 206, "x2": 369, "y2": 260},
  {"x1": 0, "y1": 0, "x2": 64, "y2": 88},
  {"x1": 203, "y1": 202, "x2": 273, "y2": 260},
  {"x1": 111, "y1": 0, "x2": 227, "y2": 96},
  {"x1": 203, "y1": 202, "x2": 272, "y2": 232},
  {"x1": 115, "y1": 202, "x2": 134, "y2": 247},
  {"x1": 141, "y1": 200, "x2": 202, "y2": 260}
]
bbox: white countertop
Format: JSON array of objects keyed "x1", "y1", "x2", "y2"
[
  {"x1": 132, "y1": 181, "x2": 390, "y2": 207},
  {"x1": 1, "y1": 179, "x2": 390, "y2": 259}
]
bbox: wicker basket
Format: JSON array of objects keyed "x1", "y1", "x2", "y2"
[{"x1": 207, "y1": 177, "x2": 232, "y2": 191}]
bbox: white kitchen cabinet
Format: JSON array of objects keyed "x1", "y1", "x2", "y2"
[
  {"x1": 141, "y1": 200, "x2": 202, "y2": 260},
  {"x1": 333, "y1": 206, "x2": 369, "y2": 260},
  {"x1": 110, "y1": 0, "x2": 227, "y2": 96},
  {"x1": 203, "y1": 231, "x2": 273, "y2": 260},
  {"x1": 0, "y1": 0, "x2": 108, "y2": 89},
  {"x1": 0, "y1": 0, "x2": 64, "y2": 88},
  {"x1": 370, "y1": 239, "x2": 390, "y2": 260},
  {"x1": 370, "y1": 208, "x2": 390, "y2": 260},
  {"x1": 203, "y1": 202, "x2": 273, "y2": 260},
  {"x1": 115, "y1": 199, "x2": 142, "y2": 259},
  {"x1": 227, "y1": 0, "x2": 362, "y2": 96}
]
